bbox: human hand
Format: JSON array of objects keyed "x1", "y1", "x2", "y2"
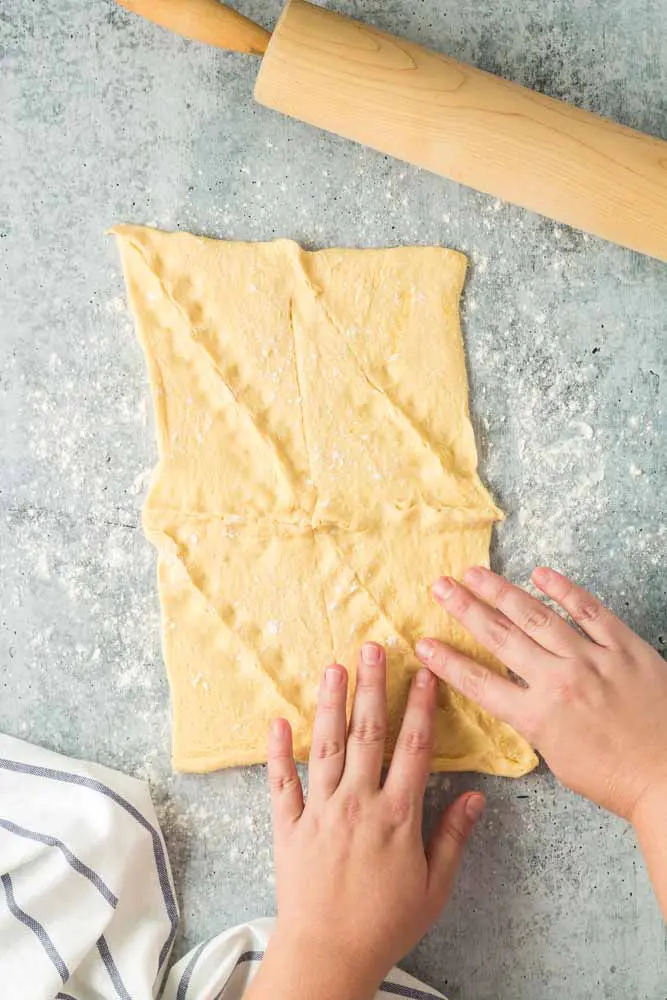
[
  {"x1": 253, "y1": 643, "x2": 485, "y2": 1000},
  {"x1": 416, "y1": 566, "x2": 667, "y2": 822}
]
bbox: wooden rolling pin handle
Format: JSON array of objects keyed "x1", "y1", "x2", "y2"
[{"x1": 116, "y1": 0, "x2": 270, "y2": 55}]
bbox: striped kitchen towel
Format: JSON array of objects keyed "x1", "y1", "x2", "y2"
[{"x1": 0, "y1": 734, "x2": 445, "y2": 1000}]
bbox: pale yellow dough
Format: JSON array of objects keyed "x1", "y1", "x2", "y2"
[{"x1": 114, "y1": 225, "x2": 537, "y2": 778}]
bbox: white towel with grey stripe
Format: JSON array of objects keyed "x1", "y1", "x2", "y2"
[{"x1": 0, "y1": 734, "x2": 444, "y2": 1000}]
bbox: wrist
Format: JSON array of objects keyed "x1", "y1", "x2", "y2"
[
  {"x1": 630, "y1": 778, "x2": 667, "y2": 835},
  {"x1": 630, "y1": 778, "x2": 667, "y2": 920},
  {"x1": 252, "y1": 923, "x2": 382, "y2": 1000}
]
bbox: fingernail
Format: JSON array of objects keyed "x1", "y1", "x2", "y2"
[
  {"x1": 361, "y1": 642, "x2": 383, "y2": 666},
  {"x1": 464, "y1": 566, "x2": 485, "y2": 587},
  {"x1": 271, "y1": 718, "x2": 286, "y2": 739},
  {"x1": 416, "y1": 638, "x2": 436, "y2": 662},
  {"x1": 415, "y1": 667, "x2": 432, "y2": 688},
  {"x1": 325, "y1": 665, "x2": 343, "y2": 689},
  {"x1": 532, "y1": 566, "x2": 552, "y2": 584},
  {"x1": 465, "y1": 794, "x2": 486, "y2": 822},
  {"x1": 433, "y1": 577, "x2": 455, "y2": 601}
]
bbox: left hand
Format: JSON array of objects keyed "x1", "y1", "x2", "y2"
[{"x1": 249, "y1": 643, "x2": 485, "y2": 1000}]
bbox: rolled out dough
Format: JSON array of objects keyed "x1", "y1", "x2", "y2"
[{"x1": 114, "y1": 225, "x2": 537, "y2": 778}]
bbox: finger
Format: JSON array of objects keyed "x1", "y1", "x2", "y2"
[
  {"x1": 308, "y1": 665, "x2": 348, "y2": 802},
  {"x1": 343, "y1": 642, "x2": 387, "y2": 793},
  {"x1": 416, "y1": 639, "x2": 532, "y2": 738},
  {"x1": 268, "y1": 718, "x2": 304, "y2": 827},
  {"x1": 426, "y1": 793, "x2": 485, "y2": 906},
  {"x1": 383, "y1": 668, "x2": 437, "y2": 813},
  {"x1": 462, "y1": 566, "x2": 581, "y2": 657},
  {"x1": 532, "y1": 567, "x2": 632, "y2": 648},
  {"x1": 432, "y1": 576, "x2": 546, "y2": 680}
]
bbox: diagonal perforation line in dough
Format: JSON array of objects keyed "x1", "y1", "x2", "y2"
[
  {"x1": 293, "y1": 251, "x2": 493, "y2": 513},
  {"x1": 158, "y1": 528, "x2": 308, "y2": 726},
  {"x1": 126, "y1": 238, "x2": 306, "y2": 509},
  {"x1": 342, "y1": 354, "x2": 480, "y2": 499},
  {"x1": 322, "y1": 531, "x2": 420, "y2": 653},
  {"x1": 288, "y1": 292, "x2": 337, "y2": 666},
  {"x1": 323, "y1": 531, "x2": 520, "y2": 758}
]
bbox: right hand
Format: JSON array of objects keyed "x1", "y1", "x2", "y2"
[
  {"x1": 416, "y1": 566, "x2": 667, "y2": 823},
  {"x1": 261, "y1": 644, "x2": 485, "y2": 1000}
]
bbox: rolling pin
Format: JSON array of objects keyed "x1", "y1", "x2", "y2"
[{"x1": 118, "y1": 0, "x2": 667, "y2": 262}]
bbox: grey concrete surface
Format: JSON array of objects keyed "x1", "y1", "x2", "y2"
[{"x1": 1, "y1": 0, "x2": 666, "y2": 997}]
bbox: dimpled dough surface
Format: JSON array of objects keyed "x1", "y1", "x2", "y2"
[{"x1": 114, "y1": 225, "x2": 537, "y2": 777}]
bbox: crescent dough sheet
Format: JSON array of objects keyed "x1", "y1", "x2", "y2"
[{"x1": 114, "y1": 225, "x2": 537, "y2": 778}]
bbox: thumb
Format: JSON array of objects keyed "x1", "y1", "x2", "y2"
[{"x1": 426, "y1": 792, "x2": 485, "y2": 904}]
